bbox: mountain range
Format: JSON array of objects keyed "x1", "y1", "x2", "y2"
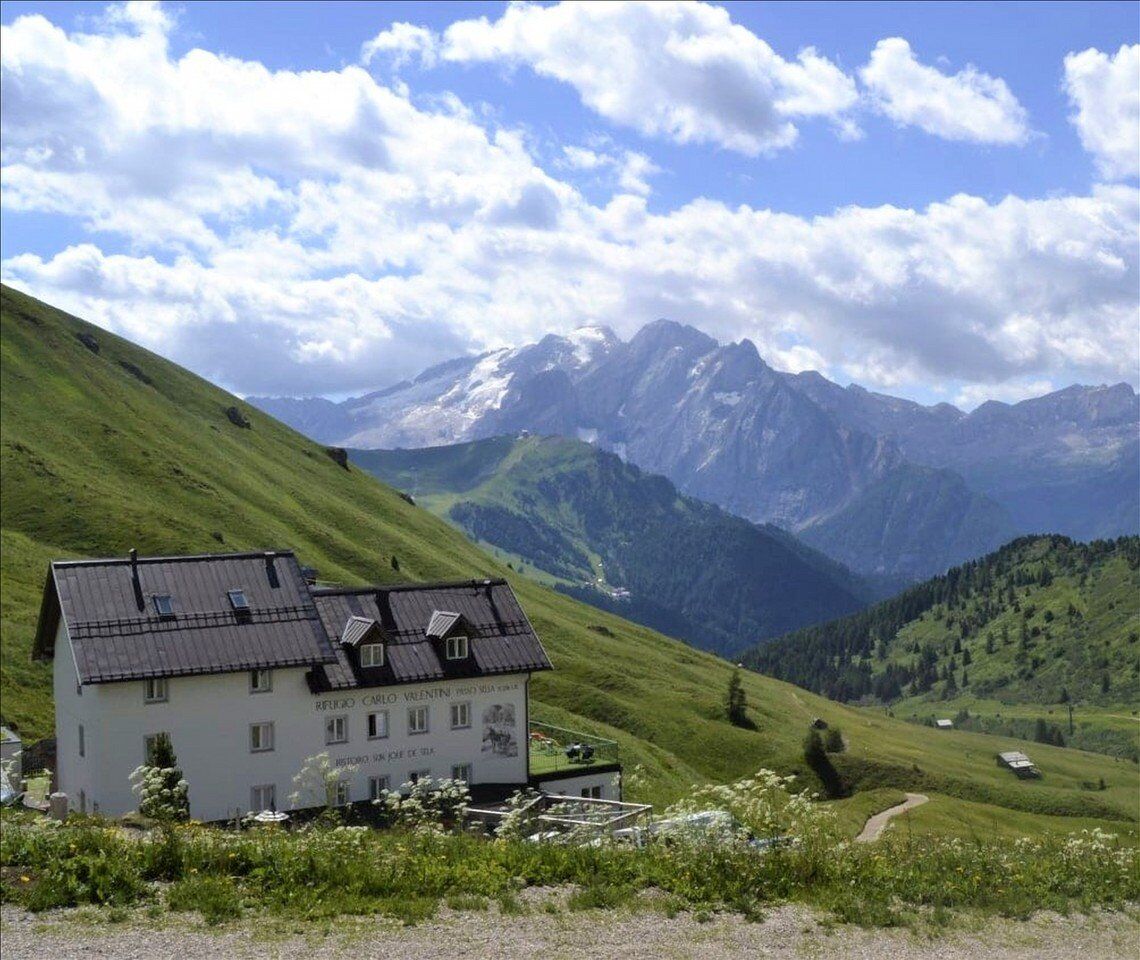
[
  {"x1": 352, "y1": 434, "x2": 875, "y2": 656},
  {"x1": 252, "y1": 320, "x2": 1138, "y2": 580},
  {"x1": 2, "y1": 283, "x2": 1135, "y2": 827}
]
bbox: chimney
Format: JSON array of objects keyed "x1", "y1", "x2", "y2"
[
  {"x1": 129, "y1": 548, "x2": 144, "y2": 611},
  {"x1": 264, "y1": 551, "x2": 280, "y2": 589}
]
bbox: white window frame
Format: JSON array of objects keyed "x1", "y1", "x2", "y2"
[
  {"x1": 368, "y1": 775, "x2": 390, "y2": 800},
  {"x1": 450, "y1": 701, "x2": 471, "y2": 730},
  {"x1": 333, "y1": 779, "x2": 351, "y2": 807},
  {"x1": 250, "y1": 721, "x2": 275, "y2": 753},
  {"x1": 581, "y1": 785, "x2": 603, "y2": 800},
  {"x1": 152, "y1": 594, "x2": 174, "y2": 618},
  {"x1": 249, "y1": 668, "x2": 272, "y2": 693},
  {"x1": 408, "y1": 706, "x2": 429, "y2": 735},
  {"x1": 228, "y1": 589, "x2": 250, "y2": 611},
  {"x1": 408, "y1": 769, "x2": 431, "y2": 785},
  {"x1": 451, "y1": 763, "x2": 471, "y2": 783},
  {"x1": 78, "y1": 724, "x2": 85, "y2": 758},
  {"x1": 250, "y1": 784, "x2": 276, "y2": 812},
  {"x1": 359, "y1": 642, "x2": 385, "y2": 668},
  {"x1": 367, "y1": 710, "x2": 389, "y2": 740},
  {"x1": 325, "y1": 715, "x2": 349, "y2": 745},
  {"x1": 144, "y1": 677, "x2": 168, "y2": 703},
  {"x1": 445, "y1": 634, "x2": 469, "y2": 660}
]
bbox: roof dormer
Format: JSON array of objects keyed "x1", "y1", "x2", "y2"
[
  {"x1": 426, "y1": 609, "x2": 473, "y2": 661},
  {"x1": 340, "y1": 616, "x2": 386, "y2": 670}
]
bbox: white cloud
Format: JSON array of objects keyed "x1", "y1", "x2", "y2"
[
  {"x1": 374, "y1": 0, "x2": 859, "y2": 156},
  {"x1": 954, "y1": 378, "x2": 1055, "y2": 410},
  {"x1": 1063, "y1": 44, "x2": 1140, "y2": 180},
  {"x1": 361, "y1": 21, "x2": 438, "y2": 70},
  {"x1": 559, "y1": 142, "x2": 660, "y2": 196},
  {"x1": 860, "y1": 37, "x2": 1030, "y2": 144},
  {"x1": 1, "y1": 3, "x2": 1137, "y2": 403}
]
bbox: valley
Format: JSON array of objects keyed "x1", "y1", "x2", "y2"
[
  {"x1": 2, "y1": 284, "x2": 1137, "y2": 834},
  {"x1": 351, "y1": 435, "x2": 873, "y2": 656}
]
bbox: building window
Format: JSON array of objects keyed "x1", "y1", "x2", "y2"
[
  {"x1": 333, "y1": 780, "x2": 351, "y2": 807},
  {"x1": 367, "y1": 711, "x2": 389, "y2": 739},
  {"x1": 450, "y1": 702, "x2": 471, "y2": 730},
  {"x1": 78, "y1": 724, "x2": 85, "y2": 758},
  {"x1": 250, "y1": 722, "x2": 274, "y2": 753},
  {"x1": 249, "y1": 669, "x2": 272, "y2": 693},
  {"x1": 581, "y1": 786, "x2": 603, "y2": 800},
  {"x1": 445, "y1": 635, "x2": 469, "y2": 660},
  {"x1": 250, "y1": 784, "x2": 276, "y2": 812},
  {"x1": 144, "y1": 733, "x2": 169, "y2": 764},
  {"x1": 144, "y1": 677, "x2": 168, "y2": 703},
  {"x1": 408, "y1": 706, "x2": 429, "y2": 735},
  {"x1": 451, "y1": 763, "x2": 471, "y2": 784},
  {"x1": 79, "y1": 790, "x2": 87, "y2": 814},
  {"x1": 152, "y1": 594, "x2": 175, "y2": 618},
  {"x1": 368, "y1": 775, "x2": 390, "y2": 800},
  {"x1": 228, "y1": 589, "x2": 250, "y2": 611},
  {"x1": 408, "y1": 769, "x2": 431, "y2": 785},
  {"x1": 359, "y1": 642, "x2": 384, "y2": 668},
  {"x1": 325, "y1": 715, "x2": 348, "y2": 744}
]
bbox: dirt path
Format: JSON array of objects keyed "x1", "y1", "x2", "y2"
[
  {"x1": 3, "y1": 903, "x2": 1138, "y2": 960},
  {"x1": 856, "y1": 792, "x2": 929, "y2": 842}
]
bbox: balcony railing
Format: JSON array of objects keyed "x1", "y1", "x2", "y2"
[{"x1": 528, "y1": 720, "x2": 619, "y2": 776}]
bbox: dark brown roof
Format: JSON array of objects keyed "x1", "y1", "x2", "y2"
[
  {"x1": 33, "y1": 550, "x2": 338, "y2": 683},
  {"x1": 308, "y1": 579, "x2": 551, "y2": 692},
  {"x1": 32, "y1": 552, "x2": 551, "y2": 690}
]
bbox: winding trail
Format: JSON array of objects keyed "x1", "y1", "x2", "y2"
[{"x1": 855, "y1": 792, "x2": 929, "y2": 842}]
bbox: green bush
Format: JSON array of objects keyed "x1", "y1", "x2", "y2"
[
  {"x1": 167, "y1": 875, "x2": 242, "y2": 924},
  {"x1": 2, "y1": 772, "x2": 1137, "y2": 929},
  {"x1": 568, "y1": 883, "x2": 636, "y2": 911}
]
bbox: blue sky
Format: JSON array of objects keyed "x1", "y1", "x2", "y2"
[{"x1": 1, "y1": 1, "x2": 1137, "y2": 406}]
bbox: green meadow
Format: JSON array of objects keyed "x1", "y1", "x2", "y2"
[{"x1": 1, "y1": 284, "x2": 1137, "y2": 839}]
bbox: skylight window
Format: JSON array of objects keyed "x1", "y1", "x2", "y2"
[
  {"x1": 152, "y1": 594, "x2": 174, "y2": 618},
  {"x1": 228, "y1": 589, "x2": 250, "y2": 611}
]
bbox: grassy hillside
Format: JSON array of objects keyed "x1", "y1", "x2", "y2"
[
  {"x1": 1, "y1": 285, "x2": 1136, "y2": 830},
  {"x1": 352, "y1": 436, "x2": 870, "y2": 656},
  {"x1": 746, "y1": 536, "x2": 1140, "y2": 760}
]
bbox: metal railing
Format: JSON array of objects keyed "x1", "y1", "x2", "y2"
[{"x1": 528, "y1": 720, "x2": 619, "y2": 775}]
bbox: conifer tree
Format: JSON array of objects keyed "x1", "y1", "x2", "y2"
[{"x1": 726, "y1": 668, "x2": 748, "y2": 727}]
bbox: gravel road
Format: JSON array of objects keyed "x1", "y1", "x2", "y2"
[
  {"x1": 3, "y1": 900, "x2": 1138, "y2": 960},
  {"x1": 856, "y1": 792, "x2": 930, "y2": 842}
]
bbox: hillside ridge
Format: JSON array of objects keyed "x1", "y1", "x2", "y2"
[
  {"x1": 351, "y1": 435, "x2": 874, "y2": 656},
  {"x1": 2, "y1": 284, "x2": 1135, "y2": 824}
]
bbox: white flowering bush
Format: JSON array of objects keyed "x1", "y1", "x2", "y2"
[
  {"x1": 129, "y1": 734, "x2": 189, "y2": 821},
  {"x1": 494, "y1": 788, "x2": 542, "y2": 841},
  {"x1": 374, "y1": 776, "x2": 470, "y2": 829},
  {"x1": 663, "y1": 769, "x2": 836, "y2": 847},
  {"x1": 289, "y1": 752, "x2": 356, "y2": 811}
]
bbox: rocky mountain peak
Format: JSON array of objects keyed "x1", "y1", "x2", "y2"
[{"x1": 628, "y1": 318, "x2": 718, "y2": 358}]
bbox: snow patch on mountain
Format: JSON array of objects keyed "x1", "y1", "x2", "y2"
[{"x1": 566, "y1": 325, "x2": 617, "y2": 367}]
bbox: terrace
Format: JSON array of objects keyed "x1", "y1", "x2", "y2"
[{"x1": 528, "y1": 720, "x2": 619, "y2": 776}]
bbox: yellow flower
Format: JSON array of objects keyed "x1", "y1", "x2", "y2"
[{"x1": 20, "y1": 875, "x2": 31, "y2": 883}]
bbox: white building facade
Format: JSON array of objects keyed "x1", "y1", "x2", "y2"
[{"x1": 34, "y1": 550, "x2": 620, "y2": 821}]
